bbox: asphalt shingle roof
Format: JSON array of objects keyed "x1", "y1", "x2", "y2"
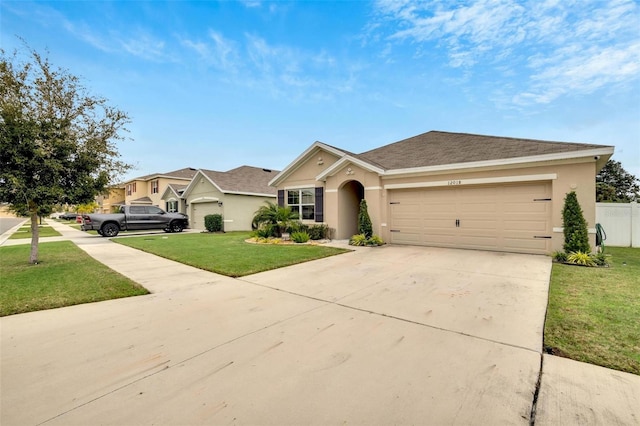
[
  {"x1": 356, "y1": 131, "x2": 612, "y2": 170},
  {"x1": 133, "y1": 167, "x2": 198, "y2": 182},
  {"x1": 201, "y1": 166, "x2": 279, "y2": 195}
]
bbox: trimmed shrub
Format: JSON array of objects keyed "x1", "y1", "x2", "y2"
[
  {"x1": 307, "y1": 224, "x2": 328, "y2": 240},
  {"x1": 552, "y1": 251, "x2": 568, "y2": 263},
  {"x1": 562, "y1": 191, "x2": 591, "y2": 254},
  {"x1": 204, "y1": 214, "x2": 223, "y2": 232},
  {"x1": 288, "y1": 222, "x2": 308, "y2": 234},
  {"x1": 291, "y1": 231, "x2": 310, "y2": 243},
  {"x1": 358, "y1": 199, "x2": 373, "y2": 238}
]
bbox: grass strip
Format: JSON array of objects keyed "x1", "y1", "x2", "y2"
[
  {"x1": 114, "y1": 231, "x2": 351, "y2": 277},
  {"x1": 0, "y1": 241, "x2": 149, "y2": 316},
  {"x1": 9, "y1": 225, "x2": 61, "y2": 239},
  {"x1": 544, "y1": 246, "x2": 640, "y2": 375}
]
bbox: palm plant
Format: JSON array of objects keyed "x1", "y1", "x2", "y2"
[{"x1": 252, "y1": 202, "x2": 299, "y2": 237}]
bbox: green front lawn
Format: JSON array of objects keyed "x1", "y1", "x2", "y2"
[
  {"x1": 0, "y1": 241, "x2": 149, "y2": 316},
  {"x1": 8, "y1": 225, "x2": 61, "y2": 239},
  {"x1": 545, "y1": 247, "x2": 640, "y2": 375},
  {"x1": 114, "y1": 232, "x2": 351, "y2": 277}
]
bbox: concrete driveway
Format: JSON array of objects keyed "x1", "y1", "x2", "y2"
[{"x1": 2, "y1": 241, "x2": 551, "y2": 425}]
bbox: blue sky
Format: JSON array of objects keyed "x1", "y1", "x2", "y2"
[{"x1": 2, "y1": 0, "x2": 639, "y2": 181}]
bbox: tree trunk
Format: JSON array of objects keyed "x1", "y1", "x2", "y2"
[{"x1": 29, "y1": 207, "x2": 39, "y2": 264}]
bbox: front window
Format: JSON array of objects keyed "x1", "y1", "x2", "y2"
[
  {"x1": 151, "y1": 180, "x2": 159, "y2": 194},
  {"x1": 126, "y1": 182, "x2": 137, "y2": 195},
  {"x1": 287, "y1": 188, "x2": 314, "y2": 220},
  {"x1": 166, "y1": 200, "x2": 178, "y2": 213}
]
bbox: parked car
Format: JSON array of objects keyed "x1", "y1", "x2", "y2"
[
  {"x1": 59, "y1": 212, "x2": 79, "y2": 220},
  {"x1": 81, "y1": 205, "x2": 189, "y2": 237}
]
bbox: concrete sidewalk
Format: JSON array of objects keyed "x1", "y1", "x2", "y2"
[{"x1": 1, "y1": 220, "x2": 638, "y2": 425}]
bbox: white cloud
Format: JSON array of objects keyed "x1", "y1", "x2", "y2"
[
  {"x1": 371, "y1": 0, "x2": 640, "y2": 105},
  {"x1": 182, "y1": 31, "x2": 358, "y2": 102}
]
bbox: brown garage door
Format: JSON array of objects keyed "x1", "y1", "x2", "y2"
[{"x1": 389, "y1": 182, "x2": 552, "y2": 254}]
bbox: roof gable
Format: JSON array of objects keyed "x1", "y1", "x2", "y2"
[
  {"x1": 269, "y1": 142, "x2": 347, "y2": 186},
  {"x1": 183, "y1": 166, "x2": 280, "y2": 199},
  {"x1": 161, "y1": 184, "x2": 187, "y2": 200}
]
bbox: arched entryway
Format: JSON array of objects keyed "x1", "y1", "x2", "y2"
[{"x1": 337, "y1": 180, "x2": 364, "y2": 239}]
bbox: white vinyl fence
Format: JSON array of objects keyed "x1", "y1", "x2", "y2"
[{"x1": 595, "y1": 202, "x2": 639, "y2": 247}]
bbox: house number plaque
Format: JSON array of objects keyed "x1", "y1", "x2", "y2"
[{"x1": 448, "y1": 180, "x2": 462, "y2": 186}]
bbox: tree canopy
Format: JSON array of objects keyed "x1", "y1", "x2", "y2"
[
  {"x1": 0, "y1": 43, "x2": 131, "y2": 263},
  {"x1": 596, "y1": 160, "x2": 639, "y2": 202}
]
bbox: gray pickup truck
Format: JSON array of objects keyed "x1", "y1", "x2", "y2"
[{"x1": 81, "y1": 205, "x2": 189, "y2": 237}]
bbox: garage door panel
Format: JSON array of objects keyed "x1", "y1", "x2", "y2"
[
  {"x1": 503, "y1": 237, "x2": 550, "y2": 252},
  {"x1": 389, "y1": 182, "x2": 552, "y2": 255},
  {"x1": 504, "y1": 219, "x2": 548, "y2": 232},
  {"x1": 390, "y1": 231, "x2": 422, "y2": 245},
  {"x1": 504, "y1": 203, "x2": 549, "y2": 214}
]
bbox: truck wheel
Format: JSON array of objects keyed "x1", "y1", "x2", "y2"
[
  {"x1": 101, "y1": 223, "x2": 119, "y2": 237},
  {"x1": 169, "y1": 221, "x2": 184, "y2": 233}
]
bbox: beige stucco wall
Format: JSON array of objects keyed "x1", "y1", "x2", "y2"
[
  {"x1": 186, "y1": 178, "x2": 223, "y2": 230},
  {"x1": 185, "y1": 176, "x2": 275, "y2": 231},
  {"x1": 276, "y1": 151, "x2": 600, "y2": 254},
  {"x1": 125, "y1": 177, "x2": 192, "y2": 206},
  {"x1": 282, "y1": 149, "x2": 340, "y2": 188},
  {"x1": 222, "y1": 194, "x2": 275, "y2": 232}
]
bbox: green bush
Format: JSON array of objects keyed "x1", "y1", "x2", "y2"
[
  {"x1": 562, "y1": 191, "x2": 591, "y2": 254},
  {"x1": 291, "y1": 231, "x2": 310, "y2": 243},
  {"x1": 349, "y1": 234, "x2": 384, "y2": 246},
  {"x1": 367, "y1": 235, "x2": 384, "y2": 246},
  {"x1": 204, "y1": 214, "x2": 223, "y2": 232},
  {"x1": 253, "y1": 225, "x2": 276, "y2": 239},
  {"x1": 567, "y1": 251, "x2": 596, "y2": 267},
  {"x1": 288, "y1": 222, "x2": 307, "y2": 234},
  {"x1": 252, "y1": 201, "x2": 299, "y2": 237},
  {"x1": 349, "y1": 234, "x2": 367, "y2": 246},
  {"x1": 307, "y1": 224, "x2": 328, "y2": 240},
  {"x1": 552, "y1": 251, "x2": 568, "y2": 262},
  {"x1": 593, "y1": 252, "x2": 610, "y2": 267},
  {"x1": 358, "y1": 199, "x2": 373, "y2": 238}
]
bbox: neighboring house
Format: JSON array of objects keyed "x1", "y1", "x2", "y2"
[
  {"x1": 123, "y1": 167, "x2": 198, "y2": 207},
  {"x1": 0, "y1": 203, "x2": 17, "y2": 218},
  {"x1": 173, "y1": 166, "x2": 279, "y2": 231},
  {"x1": 160, "y1": 184, "x2": 188, "y2": 214},
  {"x1": 270, "y1": 130, "x2": 614, "y2": 255},
  {"x1": 95, "y1": 186, "x2": 125, "y2": 213}
]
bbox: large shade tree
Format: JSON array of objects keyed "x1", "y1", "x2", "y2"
[
  {"x1": 0, "y1": 44, "x2": 131, "y2": 263},
  {"x1": 596, "y1": 160, "x2": 639, "y2": 202}
]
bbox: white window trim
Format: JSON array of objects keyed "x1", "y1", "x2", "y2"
[{"x1": 287, "y1": 187, "x2": 315, "y2": 220}]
